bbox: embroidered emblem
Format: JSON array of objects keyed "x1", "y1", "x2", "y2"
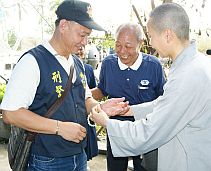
[
  {"x1": 87, "y1": 5, "x2": 93, "y2": 19},
  {"x1": 52, "y1": 71, "x2": 62, "y2": 83},
  {"x1": 55, "y1": 85, "x2": 64, "y2": 98},
  {"x1": 80, "y1": 72, "x2": 86, "y2": 89},
  {"x1": 52, "y1": 70, "x2": 63, "y2": 97},
  {"x1": 140, "y1": 80, "x2": 149, "y2": 86},
  {"x1": 138, "y1": 80, "x2": 150, "y2": 90}
]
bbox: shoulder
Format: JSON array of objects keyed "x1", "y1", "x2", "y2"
[
  {"x1": 27, "y1": 45, "x2": 49, "y2": 59},
  {"x1": 72, "y1": 55, "x2": 83, "y2": 68},
  {"x1": 17, "y1": 51, "x2": 39, "y2": 70},
  {"x1": 142, "y1": 53, "x2": 162, "y2": 67},
  {"x1": 84, "y1": 63, "x2": 94, "y2": 71},
  {"x1": 189, "y1": 53, "x2": 211, "y2": 78},
  {"x1": 72, "y1": 54, "x2": 81, "y2": 63},
  {"x1": 102, "y1": 54, "x2": 118, "y2": 65}
]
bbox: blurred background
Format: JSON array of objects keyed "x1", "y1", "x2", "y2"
[{"x1": 0, "y1": 0, "x2": 211, "y2": 80}]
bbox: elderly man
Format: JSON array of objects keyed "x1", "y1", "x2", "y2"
[
  {"x1": 92, "y1": 23, "x2": 165, "y2": 171},
  {"x1": 1, "y1": 0, "x2": 128, "y2": 170},
  {"x1": 91, "y1": 3, "x2": 211, "y2": 171}
]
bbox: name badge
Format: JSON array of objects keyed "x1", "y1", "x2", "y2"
[{"x1": 138, "y1": 80, "x2": 149, "y2": 89}]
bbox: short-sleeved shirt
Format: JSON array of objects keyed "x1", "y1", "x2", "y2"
[
  {"x1": 1, "y1": 41, "x2": 92, "y2": 111},
  {"x1": 98, "y1": 52, "x2": 165, "y2": 120}
]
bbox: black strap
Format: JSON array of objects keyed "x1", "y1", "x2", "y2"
[
  {"x1": 27, "y1": 65, "x2": 74, "y2": 140},
  {"x1": 45, "y1": 65, "x2": 74, "y2": 118}
]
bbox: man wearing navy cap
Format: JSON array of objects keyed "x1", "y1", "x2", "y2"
[
  {"x1": 1, "y1": 0, "x2": 128, "y2": 171},
  {"x1": 206, "y1": 49, "x2": 211, "y2": 56},
  {"x1": 55, "y1": 0, "x2": 104, "y2": 31}
]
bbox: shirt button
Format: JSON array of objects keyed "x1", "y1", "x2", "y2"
[
  {"x1": 127, "y1": 68, "x2": 130, "y2": 71},
  {"x1": 75, "y1": 104, "x2": 78, "y2": 108},
  {"x1": 127, "y1": 78, "x2": 130, "y2": 81}
]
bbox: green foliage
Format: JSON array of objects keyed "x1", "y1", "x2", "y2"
[
  {"x1": 36, "y1": 0, "x2": 61, "y2": 35},
  {"x1": 96, "y1": 125, "x2": 106, "y2": 137},
  {"x1": 7, "y1": 29, "x2": 17, "y2": 48},
  {"x1": 97, "y1": 34, "x2": 115, "y2": 50},
  {"x1": 0, "y1": 84, "x2": 6, "y2": 103},
  {"x1": 44, "y1": 0, "x2": 61, "y2": 34},
  {"x1": 49, "y1": 0, "x2": 61, "y2": 11}
]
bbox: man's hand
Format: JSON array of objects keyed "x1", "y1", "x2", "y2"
[
  {"x1": 58, "y1": 122, "x2": 87, "y2": 143},
  {"x1": 90, "y1": 105, "x2": 109, "y2": 127},
  {"x1": 100, "y1": 97, "x2": 130, "y2": 117}
]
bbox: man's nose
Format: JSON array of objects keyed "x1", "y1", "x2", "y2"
[
  {"x1": 119, "y1": 46, "x2": 127, "y2": 53},
  {"x1": 81, "y1": 37, "x2": 88, "y2": 46}
]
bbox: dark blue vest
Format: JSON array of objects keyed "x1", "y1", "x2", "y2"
[{"x1": 26, "y1": 45, "x2": 88, "y2": 157}]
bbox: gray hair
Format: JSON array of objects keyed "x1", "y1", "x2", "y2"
[
  {"x1": 115, "y1": 23, "x2": 143, "y2": 42},
  {"x1": 149, "y1": 3, "x2": 190, "y2": 41}
]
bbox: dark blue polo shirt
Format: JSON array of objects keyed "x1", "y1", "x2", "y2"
[
  {"x1": 98, "y1": 53, "x2": 165, "y2": 120},
  {"x1": 84, "y1": 63, "x2": 96, "y2": 89}
]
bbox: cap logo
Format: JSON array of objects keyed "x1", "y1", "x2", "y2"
[{"x1": 87, "y1": 5, "x2": 93, "y2": 19}]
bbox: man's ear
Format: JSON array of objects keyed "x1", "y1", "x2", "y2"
[
  {"x1": 138, "y1": 40, "x2": 144, "y2": 50},
  {"x1": 59, "y1": 19, "x2": 68, "y2": 32},
  {"x1": 165, "y1": 29, "x2": 174, "y2": 43}
]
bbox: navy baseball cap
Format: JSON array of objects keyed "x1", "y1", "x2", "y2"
[
  {"x1": 206, "y1": 49, "x2": 211, "y2": 55},
  {"x1": 56, "y1": 0, "x2": 105, "y2": 31}
]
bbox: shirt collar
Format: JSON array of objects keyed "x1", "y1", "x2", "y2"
[
  {"x1": 42, "y1": 41, "x2": 74, "y2": 64},
  {"x1": 42, "y1": 41, "x2": 57, "y2": 56},
  {"x1": 170, "y1": 40, "x2": 197, "y2": 74},
  {"x1": 118, "y1": 52, "x2": 143, "y2": 70}
]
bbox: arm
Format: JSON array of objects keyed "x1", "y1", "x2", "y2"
[
  {"x1": 85, "y1": 97, "x2": 129, "y2": 116},
  {"x1": 3, "y1": 109, "x2": 58, "y2": 134},
  {"x1": 3, "y1": 109, "x2": 86, "y2": 143},
  {"x1": 1, "y1": 55, "x2": 86, "y2": 143},
  {"x1": 85, "y1": 97, "x2": 99, "y2": 114},
  {"x1": 107, "y1": 98, "x2": 156, "y2": 118},
  {"x1": 92, "y1": 72, "x2": 203, "y2": 157},
  {"x1": 91, "y1": 87, "x2": 104, "y2": 100},
  {"x1": 91, "y1": 90, "x2": 179, "y2": 156},
  {"x1": 132, "y1": 99, "x2": 157, "y2": 120}
]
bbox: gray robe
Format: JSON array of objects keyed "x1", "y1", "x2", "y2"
[{"x1": 107, "y1": 40, "x2": 211, "y2": 171}]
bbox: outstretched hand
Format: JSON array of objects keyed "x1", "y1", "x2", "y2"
[
  {"x1": 90, "y1": 105, "x2": 109, "y2": 127},
  {"x1": 100, "y1": 97, "x2": 130, "y2": 117}
]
